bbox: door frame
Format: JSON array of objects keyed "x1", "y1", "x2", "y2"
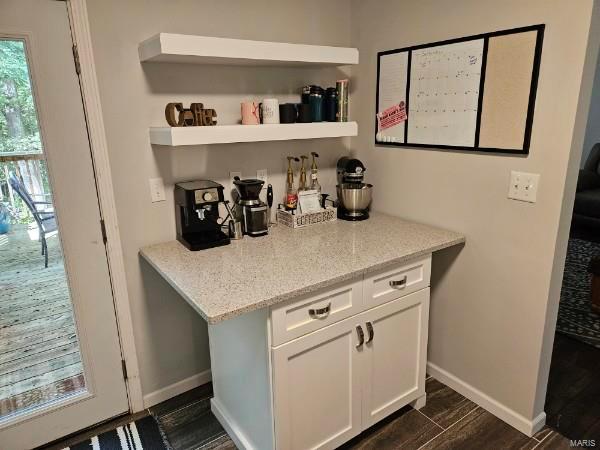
[{"x1": 65, "y1": 0, "x2": 144, "y2": 412}]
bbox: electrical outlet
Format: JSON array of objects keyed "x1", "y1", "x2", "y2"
[
  {"x1": 508, "y1": 171, "x2": 540, "y2": 203},
  {"x1": 149, "y1": 177, "x2": 166, "y2": 203},
  {"x1": 256, "y1": 169, "x2": 268, "y2": 188}
]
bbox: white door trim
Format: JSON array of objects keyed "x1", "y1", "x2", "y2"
[{"x1": 65, "y1": 0, "x2": 144, "y2": 413}]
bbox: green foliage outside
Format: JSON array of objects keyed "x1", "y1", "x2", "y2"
[
  {"x1": 0, "y1": 39, "x2": 49, "y2": 225},
  {"x1": 0, "y1": 39, "x2": 42, "y2": 154}
]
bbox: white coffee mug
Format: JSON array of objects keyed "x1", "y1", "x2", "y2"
[{"x1": 261, "y1": 98, "x2": 280, "y2": 124}]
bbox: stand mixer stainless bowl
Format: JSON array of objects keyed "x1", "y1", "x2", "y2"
[{"x1": 336, "y1": 183, "x2": 373, "y2": 217}]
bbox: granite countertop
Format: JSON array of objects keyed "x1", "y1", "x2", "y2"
[{"x1": 139, "y1": 212, "x2": 465, "y2": 324}]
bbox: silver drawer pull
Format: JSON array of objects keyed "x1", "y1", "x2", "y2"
[
  {"x1": 389, "y1": 276, "x2": 408, "y2": 289},
  {"x1": 365, "y1": 321, "x2": 374, "y2": 344},
  {"x1": 308, "y1": 302, "x2": 331, "y2": 319},
  {"x1": 356, "y1": 325, "x2": 365, "y2": 348}
]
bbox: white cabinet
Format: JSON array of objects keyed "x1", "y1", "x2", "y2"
[
  {"x1": 271, "y1": 289, "x2": 429, "y2": 450},
  {"x1": 361, "y1": 288, "x2": 429, "y2": 428},
  {"x1": 272, "y1": 317, "x2": 362, "y2": 450},
  {"x1": 208, "y1": 255, "x2": 432, "y2": 450}
]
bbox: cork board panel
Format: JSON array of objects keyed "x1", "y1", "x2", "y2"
[{"x1": 478, "y1": 31, "x2": 537, "y2": 149}]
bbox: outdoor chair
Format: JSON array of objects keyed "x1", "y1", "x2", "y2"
[{"x1": 9, "y1": 174, "x2": 57, "y2": 268}]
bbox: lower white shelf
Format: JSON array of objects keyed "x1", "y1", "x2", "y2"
[{"x1": 149, "y1": 122, "x2": 358, "y2": 146}]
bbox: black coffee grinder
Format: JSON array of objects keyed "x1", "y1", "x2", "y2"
[
  {"x1": 232, "y1": 177, "x2": 269, "y2": 237},
  {"x1": 175, "y1": 180, "x2": 231, "y2": 251}
]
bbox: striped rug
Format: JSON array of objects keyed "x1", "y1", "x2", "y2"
[
  {"x1": 64, "y1": 416, "x2": 169, "y2": 450},
  {"x1": 556, "y1": 238, "x2": 600, "y2": 348}
]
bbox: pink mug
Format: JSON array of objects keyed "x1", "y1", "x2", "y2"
[{"x1": 241, "y1": 102, "x2": 260, "y2": 125}]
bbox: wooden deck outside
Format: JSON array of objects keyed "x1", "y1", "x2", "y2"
[{"x1": 0, "y1": 224, "x2": 84, "y2": 419}]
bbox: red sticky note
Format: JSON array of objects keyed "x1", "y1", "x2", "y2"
[{"x1": 377, "y1": 102, "x2": 407, "y2": 131}]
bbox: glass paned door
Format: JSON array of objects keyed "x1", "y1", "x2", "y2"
[
  {"x1": 0, "y1": 1, "x2": 129, "y2": 448},
  {"x1": 0, "y1": 38, "x2": 86, "y2": 421}
]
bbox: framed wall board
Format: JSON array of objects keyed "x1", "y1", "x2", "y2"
[{"x1": 375, "y1": 24, "x2": 545, "y2": 154}]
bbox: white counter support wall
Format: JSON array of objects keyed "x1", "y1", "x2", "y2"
[{"x1": 208, "y1": 309, "x2": 275, "y2": 450}]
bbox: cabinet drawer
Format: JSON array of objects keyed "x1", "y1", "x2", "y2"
[
  {"x1": 364, "y1": 255, "x2": 431, "y2": 308},
  {"x1": 271, "y1": 280, "x2": 363, "y2": 347}
]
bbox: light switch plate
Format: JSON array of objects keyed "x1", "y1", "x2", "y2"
[
  {"x1": 149, "y1": 177, "x2": 166, "y2": 203},
  {"x1": 256, "y1": 169, "x2": 268, "y2": 189},
  {"x1": 508, "y1": 171, "x2": 540, "y2": 203}
]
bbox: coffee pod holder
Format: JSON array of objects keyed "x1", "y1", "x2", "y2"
[{"x1": 276, "y1": 206, "x2": 337, "y2": 229}]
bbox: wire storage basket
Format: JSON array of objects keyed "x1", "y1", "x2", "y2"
[{"x1": 276, "y1": 206, "x2": 337, "y2": 229}]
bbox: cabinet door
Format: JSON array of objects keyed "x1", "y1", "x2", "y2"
[
  {"x1": 361, "y1": 288, "x2": 430, "y2": 428},
  {"x1": 272, "y1": 317, "x2": 363, "y2": 450}
]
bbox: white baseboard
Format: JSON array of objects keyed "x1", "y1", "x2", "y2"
[
  {"x1": 143, "y1": 369, "x2": 212, "y2": 409},
  {"x1": 427, "y1": 362, "x2": 546, "y2": 437},
  {"x1": 143, "y1": 364, "x2": 545, "y2": 438},
  {"x1": 211, "y1": 398, "x2": 255, "y2": 450}
]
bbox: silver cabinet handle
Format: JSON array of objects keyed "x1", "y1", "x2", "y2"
[
  {"x1": 308, "y1": 302, "x2": 331, "y2": 319},
  {"x1": 389, "y1": 276, "x2": 408, "y2": 289},
  {"x1": 365, "y1": 321, "x2": 374, "y2": 344},
  {"x1": 356, "y1": 325, "x2": 365, "y2": 348}
]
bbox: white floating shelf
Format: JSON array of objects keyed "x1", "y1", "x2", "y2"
[
  {"x1": 139, "y1": 34, "x2": 358, "y2": 66},
  {"x1": 149, "y1": 122, "x2": 358, "y2": 146}
]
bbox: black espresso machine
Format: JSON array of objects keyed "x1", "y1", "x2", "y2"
[{"x1": 175, "y1": 180, "x2": 231, "y2": 250}]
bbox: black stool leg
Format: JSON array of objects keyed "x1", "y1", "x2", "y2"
[{"x1": 42, "y1": 234, "x2": 48, "y2": 268}]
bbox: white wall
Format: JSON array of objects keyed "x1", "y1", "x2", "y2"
[
  {"x1": 86, "y1": 0, "x2": 600, "y2": 428},
  {"x1": 85, "y1": 0, "x2": 352, "y2": 398},
  {"x1": 350, "y1": 0, "x2": 599, "y2": 427}
]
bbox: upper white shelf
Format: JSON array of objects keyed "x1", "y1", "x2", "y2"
[
  {"x1": 139, "y1": 34, "x2": 359, "y2": 67},
  {"x1": 150, "y1": 122, "x2": 358, "y2": 146}
]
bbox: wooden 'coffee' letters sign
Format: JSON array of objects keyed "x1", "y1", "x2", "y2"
[{"x1": 165, "y1": 103, "x2": 217, "y2": 127}]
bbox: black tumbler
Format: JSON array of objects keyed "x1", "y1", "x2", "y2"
[
  {"x1": 301, "y1": 85, "x2": 312, "y2": 104},
  {"x1": 297, "y1": 103, "x2": 312, "y2": 123},
  {"x1": 309, "y1": 86, "x2": 324, "y2": 122},
  {"x1": 279, "y1": 103, "x2": 297, "y2": 123},
  {"x1": 324, "y1": 87, "x2": 338, "y2": 122}
]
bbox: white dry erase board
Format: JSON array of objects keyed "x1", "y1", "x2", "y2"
[{"x1": 375, "y1": 25, "x2": 544, "y2": 154}]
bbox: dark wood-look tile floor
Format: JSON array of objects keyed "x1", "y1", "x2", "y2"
[
  {"x1": 344, "y1": 377, "x2": 569, "y2": 450},
  {"x1": 545, "y1": 333, "x2": 600, "y2": 442},
  {"x1": 341, "y1": 376, "x2": 573, "y2": 450},
  {"x1": 43, "y1": 376, "x2": 573, "y2": 450},
  {"x1": 340, "y1": 405, "x2": 443, "y2": 449},
  {"x1": 150, "y1": 383, "x2": 233, "y2": 450}
]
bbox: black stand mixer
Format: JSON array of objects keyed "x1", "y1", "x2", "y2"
[{"x1": 336, "y1": 157, "x2": 373, "y2": 221}]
